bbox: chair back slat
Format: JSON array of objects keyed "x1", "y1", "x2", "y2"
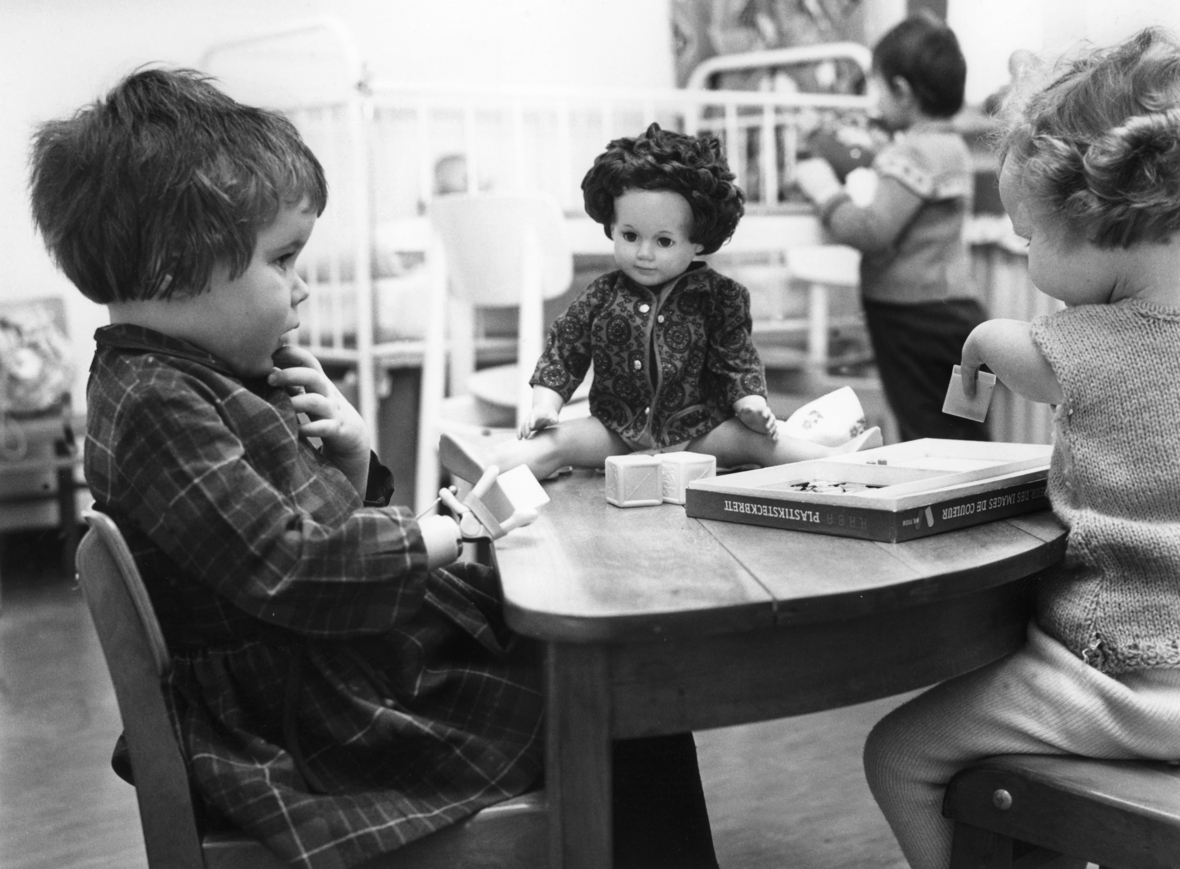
[{"x1": 76, "y1": 510, "x2": 206, "y2": 869}]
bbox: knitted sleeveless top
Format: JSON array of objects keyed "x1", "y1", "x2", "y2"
[{"x1": 1031, "y1": 300, "x2": 1180, "y2": 674}]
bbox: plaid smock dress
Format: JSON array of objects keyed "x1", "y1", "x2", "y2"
[
  {"x1": 530, "y1": 263, "x2": 768, "y2": 449},
  {"x1": 84, "y1": 325, "x2": 544, "y2": 869}
]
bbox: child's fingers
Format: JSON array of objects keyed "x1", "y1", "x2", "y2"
[
  {"x1": 270, "y1": 364, "x2": 335, "y2": 397},
  {"x1": 298, "y1": 417, "x2": 345, "y2": 439},
  {"x1": 287, "y1": 391, "x2": 336, "y2": 420},
  {"x1": 272, "y1": 344, "x2": 324, "y2": 373},
  {"x1": 959, "y1": 364, "x2": 978, "y2": 398},
  {"x1": 438, "y1": 486, "x2": 467, "y2": 515},
  {"x1": 500, "y1": 508, "x2": 538, "y2": 533}
]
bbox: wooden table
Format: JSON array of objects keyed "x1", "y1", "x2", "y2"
[{"x1": 492, "y1": 470, "x2": 1068, "y2": 869}]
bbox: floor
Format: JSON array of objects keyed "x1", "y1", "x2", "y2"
[{"x1": 0, "y1": 527, "x2": 913, "y2": 869}]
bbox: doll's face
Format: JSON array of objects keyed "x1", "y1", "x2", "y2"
[{"x1": 610, "y1": 189, "x2": 704, "y2": 288}]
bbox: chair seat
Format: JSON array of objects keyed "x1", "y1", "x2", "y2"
[
  {"x1": 203, "y1": 791, "x2": 547, "y2": 869},
  {"x1": 943, "y1": 753, "x2": 1180, "y2": 869}
]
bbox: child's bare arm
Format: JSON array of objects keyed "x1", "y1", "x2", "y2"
[
  {"x1": 270, "y1": 345, "x2": 371, "y2": 496},
  {"x1": 960, "y1": 319, "x2": 1063, "y2": 405},
  {"x1": 518, "y1": 386, "x2": 566, "y2": 439},
  {"x1": 733, "y1": 395, "x2": 778, "y2": 441}
]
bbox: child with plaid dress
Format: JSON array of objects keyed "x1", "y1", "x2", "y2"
[{"x1": 30, "y1": 67, "x2": 717, "y2": 869}]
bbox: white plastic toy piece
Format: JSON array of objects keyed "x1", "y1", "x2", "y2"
[
  {"x1": 438, "y1": 433, "x2": 549, "y2": 537},
  {"x1": 781, "y1": 386, "x2": 868, "y2": 446},
  {"x1": 605, "y1": 454, "x2": 663, "y2": 507},
  {"x1": 659, "y1": 452, "x2": 717, "y2": 505}
]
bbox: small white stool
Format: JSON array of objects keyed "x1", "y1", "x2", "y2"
[{"x1": 785, "y1": 244, "x2": 861, "y2": 370}]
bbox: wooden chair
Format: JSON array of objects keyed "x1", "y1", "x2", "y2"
[
  {"x1": 75, "y1": 509, "x2": 547, "y2": 869},
  {"x1": 943, "y1": 753, "x2": 1180, "y2": 869}
]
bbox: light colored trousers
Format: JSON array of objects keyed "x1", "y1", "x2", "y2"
[{"x1": 863, "y1": 621, "x2": 1180, "y2": 869}]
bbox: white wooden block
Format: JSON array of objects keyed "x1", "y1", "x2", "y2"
[
  {"x1": 605, "y1": 454, "x2": 663, "y2": 507},
  {"x1": 659, "y1": 452, "x2": 717, "y2": 504}
]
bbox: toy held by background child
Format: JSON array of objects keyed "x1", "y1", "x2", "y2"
[
  {"x1": 860, "y1": 27, "x2": 1180, "y2": 869},
  {"x1": 474, "y1": 122, "x2": 880, "y2": 481}
]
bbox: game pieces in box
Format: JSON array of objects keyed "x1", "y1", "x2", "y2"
[{"x1": 685, "y1": 439, "x2": 1052, "y2": 542}]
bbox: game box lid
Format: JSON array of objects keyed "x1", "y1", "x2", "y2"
[{"x1": 685, "y1": 439, "x2": 1052, "y2": 542}]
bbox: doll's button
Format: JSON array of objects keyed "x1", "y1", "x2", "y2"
[
  {"x1": 657, "y1": 315, "x2": 665, "y2": 324},
  {"x1": 639, "y1": 303, "x2": 650, "y2": 314},
  {"x1": 633, "y1": 360, "x2": 642, "y2": 370}
]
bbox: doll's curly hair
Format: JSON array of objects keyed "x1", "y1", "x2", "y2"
[
  {"x1": 999, "y1": 27, "x2": 1180, "y2": 248},
  {"x1": 581, "y1": 123, "x2": 745, "y2": 255}
]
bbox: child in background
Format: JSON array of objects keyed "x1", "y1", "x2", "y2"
[
  {"x1": 861, "y1": 28, "x2": 1180, "y2": 869},
  {"x1": 30, "y1": 68, "x2": 719, "y2": 869},
  {"x1": 795, "y1": 12, "x2": 989, "y2": 442},
  {"x1": 488, "y1": 122, "x2": 880, "y2": 480}
]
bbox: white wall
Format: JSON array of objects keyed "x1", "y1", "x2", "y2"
[
  {"x1": 951, "y1": 0, "x2": 1180, "y2": 105},
  {"x1": 2, "y1": 0, "x2": 673, "y2": 397}
]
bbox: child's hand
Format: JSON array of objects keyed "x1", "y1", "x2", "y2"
[
  {"x1": 517, "y1": 386, "x2": 565, "y2": 439},
  {"x1": 270, "y1": 345, "x2": 371, "y2": 493},
  {"x1": 438, "y1": 466, "x2": 538, "y2": 539},
  {"x1": 959, "y1": 319, "x2": 1063, "y2": 406},
  {"x1": 794, "y1": 158, "x2": 844, "y2": 206},
  {"x1": 734, "y1": 395, "x2": 779, "y2": 441}
]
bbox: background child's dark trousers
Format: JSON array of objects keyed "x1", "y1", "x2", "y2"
[{"x1": 863, "y1": 297, "x2": 991, "y2": 442}]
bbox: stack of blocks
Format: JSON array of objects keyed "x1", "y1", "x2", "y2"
[{"x1": 605, "y1": 452, "x2": 717, "y2": 508}]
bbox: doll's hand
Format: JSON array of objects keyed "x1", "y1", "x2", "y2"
[
  {"x1": 518, "y1": 406, "x2": 560, "y2": 440},
  {"x1": 734, "y1": 395, "x2": 778, "y2": 441},
  {"x1": 270, "y1": 345, "x2": 370, "y2": 490},
  {"x1": 517, "y1": 386, "x2": 565, "y2": 439},
  {"x1": 794, "y1": 158, "x2": 844, "y2": 206}
]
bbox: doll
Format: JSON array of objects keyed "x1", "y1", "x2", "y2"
[{"x1": 483, "y1": 123, "x2": 879, "y2": 480}]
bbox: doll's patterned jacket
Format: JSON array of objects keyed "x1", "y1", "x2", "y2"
[{"x1": 529, "y1": 262, "x2": 768, "y2": 449}]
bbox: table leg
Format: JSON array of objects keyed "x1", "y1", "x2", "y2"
[{"x1": 546, "y1": 642, "x2": 612, "y2": 869}]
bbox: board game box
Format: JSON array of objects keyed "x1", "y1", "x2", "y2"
[{"x1": 684, "y1": 439, "x2": 1052, "y2": 542}]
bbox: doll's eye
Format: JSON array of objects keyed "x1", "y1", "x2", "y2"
[
  {"x1": 656, "y1": 237, "x2": 674, "y2": 248},
  {"x1": 621, "y1": 231, "x2": 638, "y2": 242}
]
